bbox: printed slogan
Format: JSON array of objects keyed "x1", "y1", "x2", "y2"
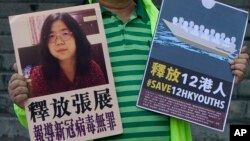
[{"x1": 138, "y1": 58, "x2": 231, "y2": 130}]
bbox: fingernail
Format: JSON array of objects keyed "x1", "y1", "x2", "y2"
[{"x1": 229, "y1": 60, "x2": 234, "y2": 64}]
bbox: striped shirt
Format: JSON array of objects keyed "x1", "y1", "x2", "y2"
[{"x1": 96, "y1": 0, "x2": 170, "y2": 141}]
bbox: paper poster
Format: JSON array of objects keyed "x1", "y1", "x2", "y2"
[
  {"x1": 9, "y1": 4, "x2": 123, "y2": 140},
  {"x1": 137, "y1": 0, "x2": 248, "y2": 131}
]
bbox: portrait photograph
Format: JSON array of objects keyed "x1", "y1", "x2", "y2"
[{"x1": 11, "y1": 5, "x2": 110, "y2": 97}]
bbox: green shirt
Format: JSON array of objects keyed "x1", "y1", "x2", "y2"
[{"x1": 96, "y1": 0, "x2": 170, "y2": 140}]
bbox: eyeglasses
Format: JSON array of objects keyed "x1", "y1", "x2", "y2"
[{"x1": 47, "y1": 30, "x2": 73, "y2": 43}]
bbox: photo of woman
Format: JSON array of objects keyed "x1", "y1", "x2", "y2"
[{"x1": 30, "y1": 12, "x2": 107, "y2": 97}]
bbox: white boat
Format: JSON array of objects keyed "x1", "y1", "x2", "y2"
[{"x1": 162, "y1": 19, "x2": 236, "y2": 57}]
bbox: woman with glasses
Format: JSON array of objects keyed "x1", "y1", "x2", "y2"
[{"x1": 30, "y1": 12, "x2": 106, "y2": 97}]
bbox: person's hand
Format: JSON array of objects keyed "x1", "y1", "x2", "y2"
[
  {"x1": 8, "y1": 63, "x2": 29, "y2": 109},
  {"x1": 229, "y1": 46, "x2": 249, "y2": 84}
]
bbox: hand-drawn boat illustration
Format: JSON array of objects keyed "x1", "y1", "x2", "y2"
[{"x1": 162, "y1": 18, "x2": 237, "y2": 57}]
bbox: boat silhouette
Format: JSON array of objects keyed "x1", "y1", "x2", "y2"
[{"x1": 162, "y1": 18, "x2": 236, "y2": 57}]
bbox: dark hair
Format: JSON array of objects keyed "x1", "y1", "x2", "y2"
[
  {"x1": 39, "y1": 12, "x2": 92, "y2": 81},
  {"x1": 82, "y1": 0, "x2": 88, "y2": 4}
]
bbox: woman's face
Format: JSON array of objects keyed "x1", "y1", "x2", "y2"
[{"x1": 47, "y1": 20, "x2": 76, "y2": 62}]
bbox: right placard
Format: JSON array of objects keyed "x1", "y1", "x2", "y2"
[{"x1": 137, "y1": 0, "x2": 249, "y2": 132}]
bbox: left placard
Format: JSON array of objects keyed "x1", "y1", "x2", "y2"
[{"x1": 9, "y1": 3, "x2": 123, "y2": 141}]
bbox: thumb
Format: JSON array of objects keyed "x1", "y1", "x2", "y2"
[
  {"x1": 13, "y1": 63, "x2": 18, "y2": 73},
  {"x1": 240, "y1": 46, "x2": 247, "y2": 54},
  {"x1": 27, "y1": 79, "x2": 32, "y2": 96}
]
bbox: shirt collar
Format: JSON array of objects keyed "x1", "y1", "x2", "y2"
[{"x1": 92, "y1": 0, "x2": 149, "y2": 23}]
